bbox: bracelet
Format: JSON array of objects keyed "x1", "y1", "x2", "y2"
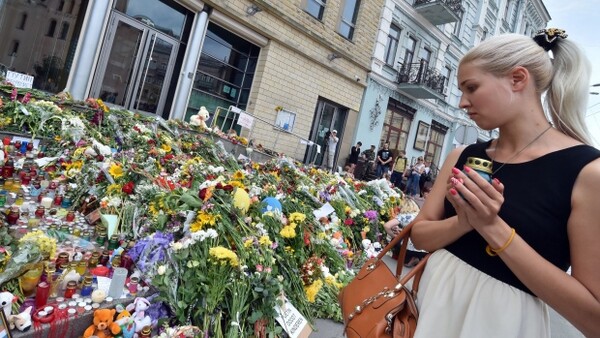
[{"x1": 486, "y1": 228, "x2": 516, "y2": 256}]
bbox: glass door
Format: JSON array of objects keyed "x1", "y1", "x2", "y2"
[
  {"x1": 131, "y1": 34, "x2": 178, "y2": 114},
  {"x1": 91, "y1": 12, "x2": 178, "y2": 115},
  {"x1": 306, "y1": 100, "x2": 346, "y2": 167}
]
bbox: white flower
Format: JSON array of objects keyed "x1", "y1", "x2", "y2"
[
  {"x1": 171, "y1": 242, "x2": 183, "y2": 251},
  {"x1": 157, "y1": 265, "x2": 167, "y2": 275}
]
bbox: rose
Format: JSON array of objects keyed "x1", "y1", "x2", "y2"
[{"x1": 122, "y1": 182, "x2": 135, "y2": 195}]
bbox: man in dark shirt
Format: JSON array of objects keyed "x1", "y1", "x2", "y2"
[{"x1": 376, "y1": 142, "x2": 393, "y2": 178}]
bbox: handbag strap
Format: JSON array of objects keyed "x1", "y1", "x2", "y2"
[{"x1": 374, "y1": 218, "x2": 431, "y2": 291}]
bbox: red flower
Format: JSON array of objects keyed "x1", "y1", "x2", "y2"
[
  {"x1": 344, "y1": 218, "x2": 354, "y2": 226},
  {"x1": 122, "y1": 182, "x2": 135, "y2": 194},
  {"x1": 215, "y1": 182, "x2": 234, "y2": 191}
]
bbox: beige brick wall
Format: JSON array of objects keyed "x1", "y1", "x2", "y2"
[{"x1": 205, "y1": 0, "x2": 383, "y2": 161}]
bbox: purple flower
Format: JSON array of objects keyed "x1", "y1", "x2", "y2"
[
  {"x1": 10, "y1": 88, "x2": 17, "y2": 101},
  {"x1": 364, "y1": 210, "x2": 378, "y2": 222}
]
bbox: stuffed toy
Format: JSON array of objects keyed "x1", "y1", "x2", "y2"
[
  {"x1": 115, "y1": 309, "x2": 136, "y2": 338},
  {"x1": 83, "y1": 308, "x2": 122, "y2": 338},
  {"x1": 0, "y1": 291, "x2": 16, "y2": 318},
  {"x1": 125, "y1": 297, "x2": 152, "y2": 336},
  {"x1": 189, "y1": 106, "x2": 212, "y2": 131},
  {"x1": 8, "y1": 306, "x2": 32, "y2": 331}
]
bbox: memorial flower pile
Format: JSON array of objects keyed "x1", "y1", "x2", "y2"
[{"x1": 0, "y1": 85, "x2": 417, "y2": 336}]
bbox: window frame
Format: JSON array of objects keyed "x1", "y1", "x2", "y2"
[
  {"x1": 338, "y1": 0, "x2": 360, "y2": 40},
  {"x1": 384, "y1": 24, "x2": 401, "y2": 66},
  {"x1": 304, "y1": 0, "x2": 327, "y2": 21},
  {"x1": 403, "y1": 36, "x2": 417, "y2": 69},
  {"x1": 47, "y1": 19, "x2": 57, "y2": 37}
]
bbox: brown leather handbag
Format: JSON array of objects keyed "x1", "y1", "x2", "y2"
[{"x1": 338, "y1": 221, "x2": 429, "y2": 338}]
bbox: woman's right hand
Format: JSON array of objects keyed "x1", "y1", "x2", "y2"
[{"x1": 446, "y1": 176, "x2": 473, "y2": 232}]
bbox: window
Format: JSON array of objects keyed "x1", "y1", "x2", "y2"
[
  {"x1": 187, "y1": 22, "x2": 260, "y2": 123},
  {"x1": 425, "y1": 121, "x2": 448, "y2": 167},
  {"x1": 380, "y1": 99, "x2": 415, "y2": 153},
  {"x1": 47, "y1": 19, "x2": 57, "y2": 37},
  {"x1": 306, "y1": 0, "x2": 326, "y2": 20},
  {"x1": 17, "y1": 13, "x2": 27, "y2": 30},
  {"x1": 384, "y1": 24, "x2": 401, "y2": 65},
  {"x1": 443, "y1": 65, "x2": 452, "y2": 92},
  {"x1": 481, "y1": 28, "x2": 488, "y2": 41},
  {"x1": 419, "y1": 47, "x2": 431, "y2": 65},
  {"x1": 402, "y1": 36, "x2": 417, "y2": 69},
  {"x1": 59, "y1": 23, "x2": 69, "y2": 40},
  {"x1": 10, "y1": 41, "x2": 20, "y2": 55},
  {"x1": 58, "y1": 0, "x2": 65, "y2": 11},
  {"x1": 339, "y1": 0, "x2": 360, "y2": 39}
]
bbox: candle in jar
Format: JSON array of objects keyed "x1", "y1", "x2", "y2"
[{"x1": 41, "y1": 196, "x2": 53, "y2": 208}]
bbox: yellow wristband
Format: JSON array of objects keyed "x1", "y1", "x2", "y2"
[{"x1": 486, "y1": 228, "x2": 516, "y2": 257}]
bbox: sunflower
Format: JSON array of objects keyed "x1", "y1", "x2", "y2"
[{"x1": 108, "y1": 163, "x2": 124, "y2": 178}]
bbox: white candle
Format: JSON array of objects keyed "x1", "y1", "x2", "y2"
[{"x1": 41, "y1": 197, "x2": 53, "y2": 208}]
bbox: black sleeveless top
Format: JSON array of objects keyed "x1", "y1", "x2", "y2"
[{"x1": 444, "y1": 141, "x2": 600, "y2": 295}]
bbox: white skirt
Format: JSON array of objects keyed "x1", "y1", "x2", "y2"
[{"x1": 414, "y1": 249, "x2": 550, "y2": 338}]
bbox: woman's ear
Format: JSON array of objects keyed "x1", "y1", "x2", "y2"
[{"x1": 510, "y1": 66, "x2": 529, "y2": 91}]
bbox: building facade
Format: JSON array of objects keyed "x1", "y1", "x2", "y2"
[
  {"x1": 355, "y1": 0, "x2": 550, "y2": 171},
  {"x1": 0, "y1": 0, "x2": 384, "y2": 170}
]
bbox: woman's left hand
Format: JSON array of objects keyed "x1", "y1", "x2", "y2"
[{"x1": 447, "y1": 166, "x2": 505, "y2": 229}]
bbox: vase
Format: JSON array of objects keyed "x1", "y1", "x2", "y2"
[
  {"x1": 19, "y1": 263, "x2": 44, "y2": 297},
  {"x1": 101, "y1": 214, "x2": 120, "y2": 239}
]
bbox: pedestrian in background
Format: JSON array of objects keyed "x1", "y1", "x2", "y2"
[
  {"x1": 390, "y1": 150, "x2": 408, "y2": 189},
  {"x1": 406, "y1": 157, "x2": 425, "y2": 197},
  {"x1": 410, "y1": 30, "x2": 600, "y2": 337},
  {"x1": 375, "y1": 142, "x2": 392, "y2": 178},
  {"x1": 326, "y1": 129, "x2": 338, "y2": 172},
  {"x1": 347, "y1": 141, "x2": 362, "y2": 175},
  {"x1": 419, "y1": 160, "x2": 432, "y2": 198}
]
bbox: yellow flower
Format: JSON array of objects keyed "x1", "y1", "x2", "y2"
[
  {"x1": 228, "y1": 180, "x2": 245, "y2": 189},
  {"x1": 189, "y1": 220, "x2": 204, "y2": 232},
  {"x1": 325, "y1": 275, "x2": 343, "y2": 289},
  {"x1": 19, "y1": 230, "x2": 57, "y2": 259},
  {"x1": 209, "y1": 246, "x2": 239, "y2": 267},
  {"x1": 362, "y1": 226, "x2": 370, "y2": 233},
  {"x1": 108, "y1": 163, "x2": 124, "y2": 178},
  {"x1": 288, "y1": 212, "x2": 306, "y2": 223},
  {"x1": 284, "y1": 246, "x2": 294, "y2": 253},
  {"x1": 280, "y1": 225, "x2": 296, "y2": 238},
  {"x1": 148, "y1": 202, "x2": 158, "y2": 216},
  {"x1": 258, "y1": 236, "x2": 272, "y2": 246},
  {"x1": 243, "y1": 239, "x2": 254, "y2": 248},
  {"x1": 317, "y1": 232, "x2": 327, "y2": 240},
  {"x1": 197, "y1": 211, "x2": 219, "y2": 227},
  {"x1": 288, "y1": 222, "x2": 297, "y2": 229},
  {"x1": 232, "y1": 170, "x2": 245, "y2": 180},
  {"x1": 161, "y1": 144, "x2": 172, "y2": 152},
  {"x1": 97, "y1": 98, "x2": 109, "y2": 113},
  {"x1": 304, "y1": 279, "x2": 323, "y2": 303},
  {"x1": 106, "y1": 184, "x2": 121, "y2": 195}
]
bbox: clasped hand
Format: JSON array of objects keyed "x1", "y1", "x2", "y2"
[{"x1": 446, "y1": 166, "x2": 505, "y2": 231}]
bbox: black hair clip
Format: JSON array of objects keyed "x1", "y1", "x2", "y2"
[{"x1": 533, "y1": 28, "x2": 568, "y2": 51}]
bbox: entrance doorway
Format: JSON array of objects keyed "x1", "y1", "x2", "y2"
[
  {"x1": 305, "y1": 99, "x2": 347, "y2": 168},
  {"x1": 91, "y1": 12, "x2": 179, "y2": 116}
]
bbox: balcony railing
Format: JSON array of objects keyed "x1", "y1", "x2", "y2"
[
  {"x1": 413, "y1": 0, "x2": 464, "y2": 25},
  {"x1": 397, "y1": 60, "x2": 446, "y2": 99}
]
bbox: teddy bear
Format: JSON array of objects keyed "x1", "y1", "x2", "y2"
[
  {"x1": 83, "y1": 308, "x2": 122, "y2": 338},
  {"x1": 125, "y1": 297, "x2": 152, "y2": 336},
  {"x1": 115, "y1": 308, "x2": 136, "y2": 338},
  {"x1": 0, "y1": 291, "x2": 16, "y2": 318},
  {"x1": 8, "y1": 306, "x2": 32, "y2": 332},
  {"x1": 189, "y1": 106, "x2": 212, "y2": 131}
]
